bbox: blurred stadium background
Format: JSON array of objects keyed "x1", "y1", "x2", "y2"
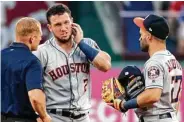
[{"x1": 1, "y1": 1, "x2": 184, "y2": 122}]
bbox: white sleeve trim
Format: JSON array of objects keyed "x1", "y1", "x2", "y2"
[{"x1": 145, "y1": 85, "x2": 163, "y2": 89}]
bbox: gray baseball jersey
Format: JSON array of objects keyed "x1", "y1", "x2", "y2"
[
  {"x1": 33, "y1": 37, "x2": 100, "y2": 114},
  {"x1": 135, "y1": 50, "x2": 182, "y2": 117}
]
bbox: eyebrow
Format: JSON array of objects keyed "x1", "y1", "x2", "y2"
[{"x1": 54, "y1": 22, "x2": 62, "y2": 26}]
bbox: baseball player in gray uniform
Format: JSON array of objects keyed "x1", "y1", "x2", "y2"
[
  {"x1": 33, "y1": 4, "x2": 111, "y2": 122},
  {"x1": 111, "y1": 14, "x2": 182, "y2": 122}
]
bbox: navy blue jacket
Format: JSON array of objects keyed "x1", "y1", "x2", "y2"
[{"x1": 1, "y1": 42, "x2": 43, "y2": 119}]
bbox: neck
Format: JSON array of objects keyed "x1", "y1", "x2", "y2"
[
  {"x1": 56, "y1": 38, "x2": 73, "y2": 53},
  {"x1": 16, "y1": 37, "x2": 31, "y2": 50},
  {"x1": 148, "y1": 41, "x2": 166, "y2": 57}
]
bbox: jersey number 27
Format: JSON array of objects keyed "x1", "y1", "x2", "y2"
[{"x1": 171, "y1": 75, "x2": 182, "y2": 103}]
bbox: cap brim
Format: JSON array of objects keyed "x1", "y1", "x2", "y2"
[{"x1": 133, "y1": 17, "x2": 145, "y2": 28}]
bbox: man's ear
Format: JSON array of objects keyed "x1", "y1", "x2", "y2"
[
  {"x1": 147, "y1": 32, "x2": 152, "y2": 41},
  {"x1": 29, "y1": 37, "x2": 32, "y2": 44},
  {"x1": 71, "y1": 17, "x2": 73, "y2": 23},
  {"x1": 47, "y1": 24, "x2": 52, "y2": 32}
]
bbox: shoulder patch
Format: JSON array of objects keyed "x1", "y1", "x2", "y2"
[{"x1": 147, "y1": 66, "x2": 160, "y2": 79}]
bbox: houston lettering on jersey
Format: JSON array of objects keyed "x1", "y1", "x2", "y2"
[
  {"x1": 165, "y1": 59, "x2": 182, "y2": 72},
  {"x1": 48, "y1": 63, "x2": 90, "y2": 81}
]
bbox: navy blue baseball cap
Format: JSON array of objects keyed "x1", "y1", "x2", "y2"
[
  {"x1": 118, "y1": 66, "x2": 143, "y2": 87},
  {"x1": 133, "y1": 14, "x2": 169, "y2": 40}
]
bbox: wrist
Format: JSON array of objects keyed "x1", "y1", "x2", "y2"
[
  {"x1": 123, "y1": 98, "x2": 139, "y2": 110},
  {"x1": 78, "y1": 39, "x2": 99, "y2": 62},
  {"x1": 39, "y1": 112, "x2": 48, "y2": 120},
  {"x1": 42, "y1": 114, "x2": 50, "y2": 121},
  {"x1": 119, "y1": 101, "x2": 127, "y2": 112},
  {"x1": 76, "y1": 38, "x2": 83, "y2": 44}
]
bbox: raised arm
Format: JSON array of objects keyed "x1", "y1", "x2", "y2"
[
  {"x1": 72, "y1": 23, "x2": 111, "y2": 72},
  {"x1": 92, "y1": 50, "x2": 111, "y2": 72}
]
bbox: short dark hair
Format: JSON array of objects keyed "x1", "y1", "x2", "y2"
[{"x1": 46, "y1": 3, "x2": 71, "y2": 24}]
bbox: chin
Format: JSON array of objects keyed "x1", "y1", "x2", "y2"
[
  {"x1": 62, "y1": 37, "x2": 70, "y2": 41},
  {"x1": 31, "y1": 47, "x2": 37, "y2": 51},
  {"x1": 58, "y1": 38, "x2": 70, "y2": 43},
  {"x1": 141, "y1": 47, "x2": 148, "y2": 52},
  {"x1": 57, "y1": 35, "x2": 72, "y2": 43},
  {"x1": 141, "y1": 49, "x2": 147, "y2": 52}
]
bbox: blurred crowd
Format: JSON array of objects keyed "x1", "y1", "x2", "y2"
[
  {"x1": 1, "y1": 1, "x2": 184, "y2": 60},
  {"x1": 167, "y1": 1, "x2": 184, "y2": 54},
  {"x1": 120, "y1": 1, "x2": 184, "y2": 55}
]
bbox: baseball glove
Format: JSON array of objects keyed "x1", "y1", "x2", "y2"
[
  {"x1": 101, "y1": 77, "x2": 126, "y2": 103},
  {"x1": 102, "y1": 66, "x2": 145, "y2": 112},
  {"x1": 101, "y1": 76, "x2": 144, "y2": 103}
]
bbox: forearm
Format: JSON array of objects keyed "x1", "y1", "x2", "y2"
[
  {"x1": 119, "y1": 95, "x2": 153, "y2": 111},
  {"x1": 28, "y1": 89, "x2": 48, "y2": 119},
  {"x1": 137, "y1": 88, "x2": 161, "y2": 108},
  {"x1": 119, "y1": 88, "x2": 161, "y2": 112},
  {"x1": 31, "y1": 96, "x2": 47, "y2": 119},
  {"x1": 92, "y1": 51, "x2": 111, "y2": 72},
  {"x1": 137, "y1": 93, "x2": 155, "y2": 108}
]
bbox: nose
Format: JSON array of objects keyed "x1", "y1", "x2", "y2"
[{"x1": 60, "y1": 25, "x2": 68, "y2": 32}]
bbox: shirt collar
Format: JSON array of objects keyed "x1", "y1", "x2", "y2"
[
  {"x1": 51, "y1": 38, "x2": 78, "y2": 56},
  {"x1": 10, "y1": 42, "x2": 30, "y2": 50},
  {"x1": 152, "y1": 49, "x2": 169, "y2": 57}
]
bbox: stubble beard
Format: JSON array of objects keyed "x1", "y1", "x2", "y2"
[
  {"x1": 141, "y1": 44, "x2": 149, "y2": 52},
  {"x1": 55, "y1": 33, "x2": 73, "y2": 44},
  {"x1": 140, "y1": 39, "x2": 149, "y2": 52}
]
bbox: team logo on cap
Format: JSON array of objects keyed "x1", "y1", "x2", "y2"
[
  {"x1": 149, "y1": 28, "x2": 152, "y2": 32},
  {"x1": 125, "y1": 72, "x2": 129, "y2": 76},
  {"x1": 165, "y1": 35, "x2": 168, "y2": 39}
]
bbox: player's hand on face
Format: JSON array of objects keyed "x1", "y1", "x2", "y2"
[{"x1": 72, "y1": 23, "x2": 83, "y2": 44}]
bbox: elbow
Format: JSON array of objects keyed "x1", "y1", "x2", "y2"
[
  {"x1": 154, "y1": 95, "x2": 161, "y2": 102},
  {"x1": 104, "y1": 62, "x2": 111, "y2": 72},
  {"x1": 150, "y1": 90, "x2": 161, "y2": 104},
  {"x1": 100, "y1": 61, "x2": 111, "y2": 72},
  {"x1": 28, "y1": 89, "x2": 46, "y2": 105},
  {"x1": 95, "y1": 51, "x2": 111, "y2": 72},
  {"x1": 30, "y1": 95, "x2": 45, "y2": 105},
  {"x1": 149, "y1": 95, "x2": 161, "y2": 104},
  {"x1": 31, "y1": 98, "x2": 40, "y2": 105},
  {"x1": 103, "y1": 54, "x2": 111, "y2": 72}
]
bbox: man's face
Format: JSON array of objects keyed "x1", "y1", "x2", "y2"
[
  {"x1": 48, "y1": 12, "x2": 72, "y2": 43},
  {"x1": 31, "y1": 27, "x2": 42, "y2": 51},
  {"x1": 139, "y1": 28, "x2": 149, "y2": 52}
]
